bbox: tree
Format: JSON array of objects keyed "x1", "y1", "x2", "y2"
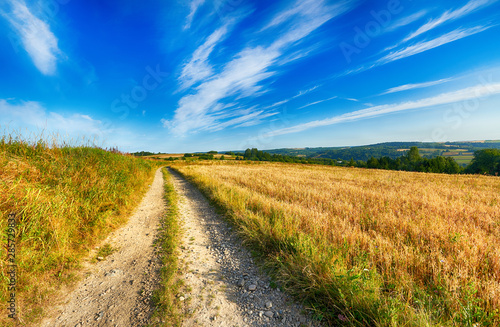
[
  {"x1": 407, "y1": 146, "x2": 421, "y2": 163},
  {"x1": 466, "y1": 149, "x2": 500, "y2": 175},
  {"x1": 251, "y1": 148, "x2": 259, "y2": 159},
  {"x1": 367, "y1": 156, "x2": 379, "y2": 169}
]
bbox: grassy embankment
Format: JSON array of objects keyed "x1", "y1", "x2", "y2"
[
  {"x1": 172, "y1": 161, "x2": 500, "y2": 326},
  {"x1": 0, "y1": 136, "x2": 159, "y2": 326}
]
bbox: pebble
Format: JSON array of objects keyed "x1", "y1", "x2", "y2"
[
  {"x1": 104, "y1": 269, "x2": 121, "y2": 277},
  {"x1": 265, "y1": 301, "x2": 272, "y2": 308},
  {"x1": 94, "y1": 312, "x2": 103, "y2": 321},
  {"x1": 264, "y1": 311, "x2": 274, "y2": 318},
  {"x1": 248, "y1": 284, "x2": 257, "y2": 291}
]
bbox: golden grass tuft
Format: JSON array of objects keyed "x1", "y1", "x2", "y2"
[
  {"x1": 172, "y1": 161, "x2": 500, "y2": 326},
  {"x1": 0, "y1": 135, "x2": 158, "y2": 326}
]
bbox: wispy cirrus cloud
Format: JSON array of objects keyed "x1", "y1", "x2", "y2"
[
  {"x1": 380, "y1": 78, "x2": 453, "y2": 95},
  {"x1": 297, "y1": 96, "x2": 337, "y2": 110},
  {"x1": 1, "y1": 0, "x2": 62, "y2": 75},
  {"x1": 207, "y1": 108, "x2": 279, "y2": 131},
  {"x1": 378, "y1": 25, "x2": 492, "y2": 65},
  {"x1": 265, "y1": 82, "x2": 500, "y2": 137},
  {"x1": 404, "y1": 0, "x2": 496, "y2": 42},
  {"x1": 386, "y1": 10, "x2": 428, "y2": 32},
  {"x1": 166, "y1": 0, "x2": 357, "y2": 135},
  {"x1": 184, "y1": 0, "x2": 205, "y2": 30},
  {"x1": 266, "y1": 85, "x2": 322, "y2": 108},
  {"x1": 179, "y1": 25, "x2": 229, "y2": 89},
  {"x1": 293, "y1": 85, "x2": 320, "y2": 98}
]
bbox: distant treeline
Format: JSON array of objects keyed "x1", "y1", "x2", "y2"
[
  {"x1": 233, "y1": 147, "x2": 500, "y2": 176},
  {"x1": 263, "y1": 141, "x2": 500, "y2": 161},
  {"x1": 133, "y1": 147, "x2": 500, "y2": 176},
  {"x1": 132, "y1": 151, "x2": 157, "y2": 156}
]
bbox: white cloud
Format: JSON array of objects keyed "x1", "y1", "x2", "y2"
[
  {"x1": 265, "y1": 83, "x2": 500, "y2": 137},
  {"x1": 267, "y1": 99, "x2": 291, "y2": 108},
  {"x1": 168, "y1": 0, "x2": 356, "y2": 135},
  {"x1": 208, "y1": 109, "x2": 279, "y2": 131},
  {"x1": 0, "y1": 99, "x2": 106, "y2": 138},
  {"x1": 339, "y1": 23, "x2": 493, "y2": 79},
  {"x1": 404, "y1": 0, "x2": 496, "y2": 42},
  {"x1": 378, "y1": 25, "x2": 491, "y2": 65},
  {"x1": 167, "y1": 46, "x2": 281, "y2": 135},
  {"x1": 292, "y1": 85, "x2": 320, "y2": 98},
  {"x1": 2, "y1": 0, "x2": 62, "y2": 75},
  {"x1": 184, "y1": 0, "x2": 205, "y2": 30},
  {"x1": 297, "y1": 96, "x2": 337, "y2": 109},
  {"x1": 380, "y1": 78, "x2": 453, "y2": 95},
  {"x1": 179, "y1": 25, "x2": 229, "y2": 89},
  {"x1": 265, "y1": 85, "x2": 321, "y2": 109},
  {"x1": 386, "y1": 10, "x2": 427, "y2": 32}
]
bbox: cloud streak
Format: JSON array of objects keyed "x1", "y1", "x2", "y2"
[
  {"x1": 386, "y1": 10, "x2": 427, "y2": 32},
  {"x1": 380, "y1": 78, "x2": 453, "y2": 95},
  {"x1": 184, "y1": 0, "x2": 205, "y2": 30},
  {"x1": 265, "y1": 83, "x2": 500, "y2": 137},
  {"x1": 179, "y1": 25, "x2": 229, "y2": 89},
  {"x1": 297, "y1": 96, "x2": 337, "y2": 109},
  {"x1": 404, "y1": 0, "x2": 496, "y2": 42},
  {"x1": 378, "y1": 25, "x2": 491, "y2": 65},
  {"x1": 2, "y1": 0, "x2": 62, "y2": 75}
]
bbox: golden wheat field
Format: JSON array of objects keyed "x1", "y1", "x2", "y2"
[{"x1": 172, "y1": 161, "x2": 500, "y2": 326}]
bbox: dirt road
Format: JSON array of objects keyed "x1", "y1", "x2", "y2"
[
  {"x1": 41, "y1": 167, "x2": 165, "y2": 327},
  {"x1": 170, "y1": 168, "x2": 320, "y2": 327},
  {"x1": 41, "y1": 167, "x2": 320, "y2": 326}
]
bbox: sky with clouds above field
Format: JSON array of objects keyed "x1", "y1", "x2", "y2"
[{"x1": 1, "y1": 0, "x2": 500, "y2": 153}]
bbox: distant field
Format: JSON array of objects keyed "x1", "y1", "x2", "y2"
[
  {"x1": 145, "y1": 153, "x2": 185, "y2": 158},
  {"x1": 441, "y1": 151, "x2": 475, "y2": 165},
  {"x1": 173, "y1": 162, "x2": 500, "y2": 326},
  {"x1": 145, "y1": 153, "x2": 236, "y2": 160},
  {"x1": 451, "y1": 155, "x2": 475, "y2": 165}
]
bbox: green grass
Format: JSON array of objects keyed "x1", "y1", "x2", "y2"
[
  {"x1": 149, "y1": 168, "x2": 183, "y2": 326},
  {"x1": 93, "y1": 243, "x2": 118, "y2": 262},
  {"x1": 452, "y1": 156, "x2": 474, "y2": 165},
  {"x1": 0, "y1": 135, "x2": 159, "y2": 326}
]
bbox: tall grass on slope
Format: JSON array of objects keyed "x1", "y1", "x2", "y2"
[
  {"x1": 172, "y1": 161, "x2": 500, "y2": 326},
  {"x1": 0, "y1": 136, "x2": 156, "y2": 325}
]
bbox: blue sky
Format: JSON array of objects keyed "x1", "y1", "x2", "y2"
[{"x1": 1, "y1": 0, "x2": 500, "y2": 153}]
